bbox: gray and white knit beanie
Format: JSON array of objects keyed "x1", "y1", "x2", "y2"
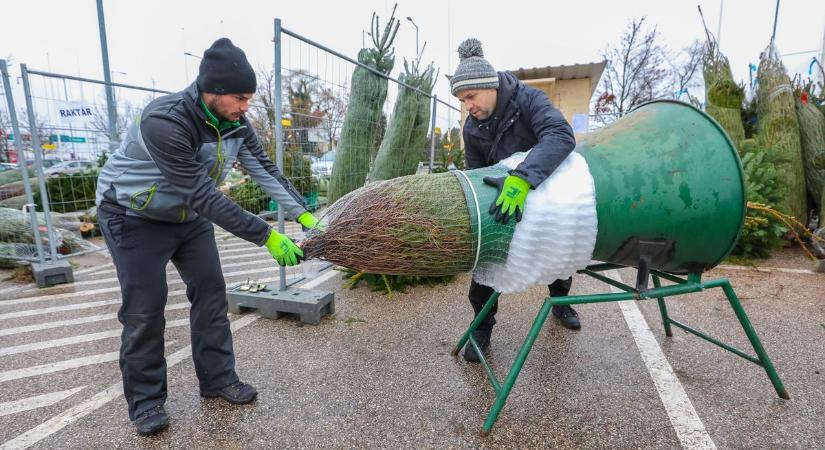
[{"x1": 449, "y1": 38, "x2": 499, "y2": 96}]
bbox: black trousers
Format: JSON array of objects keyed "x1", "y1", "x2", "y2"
[
  {"x1": 468, "y1": 277, "x2": 573, "y2": 333},
  {"x1": 99, "y1": 203, "x2": 238, "y2": 420}
]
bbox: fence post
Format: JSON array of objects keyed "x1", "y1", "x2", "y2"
[
  {"x1": 20, "y1": 64, "x2": 59, "y2": 263},
  {"x1": 429, "y1": 94, "x2": 438, "y2": 173},
  {"x1": 274, "y1": 18, "x2": 287, "y2": 291},
  {"x1": 1, "y1": 59, "x2": 45, "y2": 264},
  {"x1": 96, "y1": 0, "x2": 119, "y2": 153}
]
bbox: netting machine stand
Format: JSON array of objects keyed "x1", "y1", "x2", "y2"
[{"x1": 452, "y1": 262, "x2": 789, "y2": 436}]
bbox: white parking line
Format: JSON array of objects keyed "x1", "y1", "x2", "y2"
[
  {"x1": 78, "y1": 251, "x2": 269, "y2": 280},
  {"x1": 0, "y1": 341, "x2": 176, "y2": 383},
  {"x1": 3, "y1": 266, "x2": 278, "y2": 307},
  {"x1": 2, "y1": 273, "x2": 286, "y2": 321},
  {"x1": 0, "y1": 351, "x2": 119, "y2": 383},
  {"x1": 0, "y1": 300, "x2": 121, "y2": 321},
  {"x1": 0, "y1": 313, "x2": 261, "y2": 450},
  {"x1": 0, "y1": 303, "x2": 190, "y2": 337},
  {"x1": 299, "y1": 268, "x2": 339, "y2": 289},
  {"x1": 38, "y1": 258, "x2": 273, "y2": 292},
  {"x1": 0, "y1": 318, "x2": 190, "y2": 357},
  {"x1": 0, "y1": 387, "x2": 86, "y2": 418},
  {"x1": 606, "y1": 270, "x2": 716, "y2": 450}
]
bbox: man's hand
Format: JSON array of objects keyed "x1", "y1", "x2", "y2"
[
  {"x1": 297, "y1": 211, "x2": 325, "y2": 231},
  {"x1": 483, "y1": 175, "x2": 531, "y2": 224},
  {"x1": 265, "y1": 230, "x2": 304, "y2": 266}
]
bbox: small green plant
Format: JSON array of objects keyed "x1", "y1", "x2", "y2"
[
  {"x1": 228, "y1": 178, "x2": 269, "y2": 214},
  {"x1": 732, "y1": 139, "x2": 788, "y2": 258},
  {"x1": 340, "y1": 268, "x2": 454, "y2": 298},
  {"x1": 33, "y1": 170, "x2": 98, "y2": 213}
]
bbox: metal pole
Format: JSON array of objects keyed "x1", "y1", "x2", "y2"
[
  {"x1": 717, "y1": 0, "x2": 724, "y2": 48},
  {"x1": 274, "y1": 18, "x2": 287, "y2": 291},
  {"x1": 21, "y1": 64, "x2": 59, "y2": 262},
  {"x1": 1, "y1": 60, "x2": 45, "y2": 264},
  {"x1": 770, "y1": 0, "x2": 780, "y2": 44},
  {"x1": 428, "y1": 95, "x2": 437, "y2": 173},
  {"x1": 280, "y1": 27, "x2": 459, "y2": 113},
  {"x1": 96, "y1": 0, "x2": 118, "y2": 152}
]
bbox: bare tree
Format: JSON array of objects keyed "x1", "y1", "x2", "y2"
[
  {"x1": 89, "y1": 99, "x2": 142, "y2": 140},
  {"x1": 315, "y1": 85, "x2": 348, "y2": 150},
  {"x1": 247, "y1": 67, "x2": 278, "y2": 160},
  {"x1": 247, "y1": 68, "x2": 348, "y2": 158},
  {"x1": 0, "y1": 110, "x2": 11, "y2": 162},
  {"x1": 594, "y1": 17, "x2": 669, "y2": 123},
  {"x1": 667, "y1": 40, "x2": 704, "y2": 107}
]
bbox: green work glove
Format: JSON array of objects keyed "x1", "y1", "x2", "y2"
[
  {"x1": 265, "y1": 230, "x2": 304, "y2": 266},
  {"x1": 483, "y1": 175, "x2": 531, "y2": 224},
  {"x1": 297, "y1": 211, "x2": 325, "y2": 231}
]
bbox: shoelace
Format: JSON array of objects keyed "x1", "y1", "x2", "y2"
[{"x1": 139, "y1": 406, "x2": 164, "y2": 420}]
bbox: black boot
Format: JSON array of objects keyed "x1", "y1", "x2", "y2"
[
  {"x1": 463, "y1": 327, "x2": 492, "y2": 362},
  {"x1": 552, "y1": 305, "x2": 581, "y2": 330},
  {"x1": 133, "y1": 405, "x2": 169, "y2": 436},
  {"x1": 201, "y1": 380, "x2": 258, "y2": 404}
]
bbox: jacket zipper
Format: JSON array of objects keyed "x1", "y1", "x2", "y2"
[
  {"x1": 130, "y1": 183, "x2": 158, "y2": 211},
  {"x1": 205, "y1": 121, "x2": 224, "y2": 180},
  {"x1": 487, "y1": 108, "x2": 520, "y2": 165}
]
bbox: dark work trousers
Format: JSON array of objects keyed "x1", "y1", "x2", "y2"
[
  {"x1": 98, "y1": 203, "x2": 238, "y2": 420},
  {"x1": 468, "y1": 277, "x2": 573, "y2": 332}
]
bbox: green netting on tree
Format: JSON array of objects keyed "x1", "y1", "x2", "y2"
[
  {"x1": 702, "y1": 38, "x2": 745, "y2": 147},
  {"x1": 303, "y1": 150, "x2": 598, "y2": 294},
  {"x1": 327, "y1": 7, "x2": 399, "y2": 203},
  {"x1": 304, "y1": 171, "x2": 478, "y2": 276},
  {"x1": 794, "y1": 92, "x2": 825, "y2": 218},
  {"x1": 756, "y1": 43, "x2": 807, "y2": 221},
  {"x1": 369, "y1": 58, "x2": 437, "y2": 182}
]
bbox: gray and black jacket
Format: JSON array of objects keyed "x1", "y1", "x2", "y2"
[
  {"x1": 463, "y1": 72, "x2": 576, "y2": 188},
  {"x1": 96, "y1": 83, "x2": 307, "y2": 246}
]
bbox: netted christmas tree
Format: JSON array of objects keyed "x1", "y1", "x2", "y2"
[
  {"x1": 369, "y1": 57, "x2": 437, "y2": 182},
  {"x1": 794, "y1": 85, "x2": 825, "y2": 222},
  {"x1": 701, "y1": 37, "x2": 746, "y2": 149},
  {"x1": 756, "y1": 43, "x2": 807, "y2": 222},
  {"x1": 327, "y1": 6, "x2": 399, "y2": 203}
]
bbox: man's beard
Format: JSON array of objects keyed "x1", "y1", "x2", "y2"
[{"x1": 207, "y1": 98, "x2": 241, "y2": 122}]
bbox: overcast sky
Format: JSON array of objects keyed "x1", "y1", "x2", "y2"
[{"x1": 1, "y1": 0, "x2": 823, "y2": 128}]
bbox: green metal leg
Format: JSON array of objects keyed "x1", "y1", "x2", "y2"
[
  {"x1": 652, "y1": 275, "x2": 673, "y2": 337},
  {"x1": 720, "y1": 281, "x2": 790, "y2": 399},
  {"x1": 481, "y1": 298, "x2": 554, "y2": 436},
  {"x1": 452, "y1": 291, "x2": 500, "y2": 356}
]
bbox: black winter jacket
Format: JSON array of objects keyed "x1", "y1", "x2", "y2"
[{"x1": 463, "y1": 72, "x2": 576, "y2": 188}]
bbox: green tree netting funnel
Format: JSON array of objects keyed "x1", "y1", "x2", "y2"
[{"x1": 580, "y1": 99, "x2": 746, "y2": 274}]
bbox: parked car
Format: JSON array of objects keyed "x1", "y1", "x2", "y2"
[
  {"x1": 0, "y1": 162, "x2": 17, "y2": 171},
  {"x1": 39, "y1": 158, "x2": 63, "y2": 169},
  {"x1": 311, "y1": 150, "x2": 335, "y2": 176},
  {"x1": 44, "y1": 160, "x2": 96, "y2": 177}
]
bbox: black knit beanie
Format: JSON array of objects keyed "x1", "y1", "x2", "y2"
[{"x1": 196, "y1": 38, "x2": 257, "y2": 94}]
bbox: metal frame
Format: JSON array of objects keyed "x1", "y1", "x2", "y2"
[{"x1": 452, "y1": 264, "x2": 789, "y2": 436}]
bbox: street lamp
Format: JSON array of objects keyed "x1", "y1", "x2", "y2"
[{"x1": 406, "y1": 17, "x2": 419, "y2": 57}]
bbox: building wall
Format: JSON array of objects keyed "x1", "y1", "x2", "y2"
[{"x1": 459, "y1": 76, "x2": 594, "y2": 145}]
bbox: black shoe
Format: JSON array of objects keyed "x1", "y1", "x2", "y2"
[
  {"x1": 463, "y1": 329, "x2": 492, "y2": 362},
  {"x1": 133, "y1": 405, "x2": 169, "y2": 436},
  {"x1": 200, "y1": 380, "x2": 258, "y2": 404},
  {"x1": 552, "y1": 305, "x2": 581, "y2": 330}
]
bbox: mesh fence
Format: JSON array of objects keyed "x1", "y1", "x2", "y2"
[
  {"x1": 0, "y1": 68, "x2": 170, "y2": 263},
  {"x1": 223, "y1": 22, "x2": 463, "y2": 285},
  {"x1": 1, "y1": 19, "x2": 464, "y2": 285}
]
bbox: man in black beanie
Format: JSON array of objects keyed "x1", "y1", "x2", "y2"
[
  {"x1": 97, "y1": 38, "x2": 322, "y2": 435},
  {"x1": 449, "y1": 38, "x2": 580, "y2": 363}
]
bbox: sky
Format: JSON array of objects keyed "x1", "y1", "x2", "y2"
[{"x1": 1, "y1": 0, "x2": 823, "y2": 130}]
